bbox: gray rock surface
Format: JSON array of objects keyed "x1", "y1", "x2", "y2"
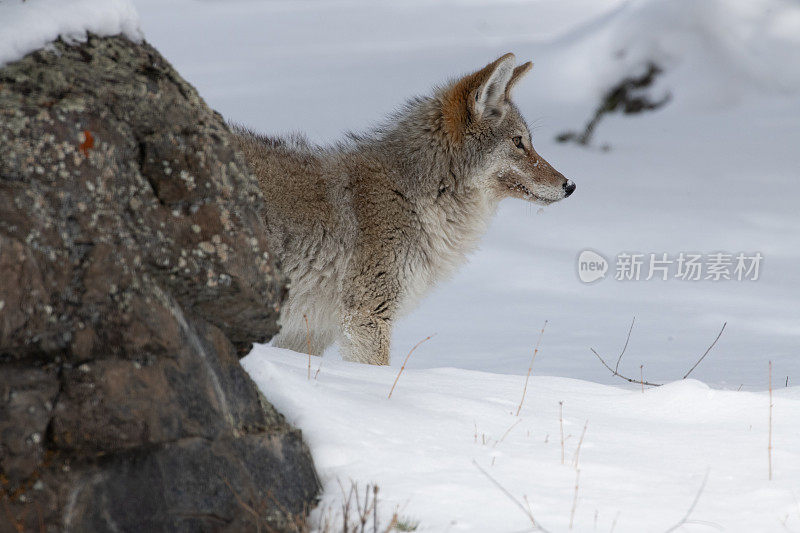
[{"x1": 0, "y1": 34, "x2": 318, "y2": 532}]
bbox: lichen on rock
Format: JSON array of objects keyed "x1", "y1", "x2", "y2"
[{"x1": 0, "y1": 34, "x2": 317, "y2": 532}]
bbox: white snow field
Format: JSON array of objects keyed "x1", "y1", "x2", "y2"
[
  {"x1": 6, "y1": 0, "x2": 799, "y2": 529},
  {"x1": 243, "y1": 346, "x2": 800, "y2": 531}
]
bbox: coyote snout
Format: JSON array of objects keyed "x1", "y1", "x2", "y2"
[
  {"x1": 493, "y1": 138, "x2": 575, "y2": 205},
  {"x1": 234, "y1": 52, "x2": 576, "y2": 365}
]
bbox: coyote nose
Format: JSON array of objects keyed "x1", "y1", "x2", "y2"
[{"x1": 563, "y1": 179, "x2": 576, "y2": 197}]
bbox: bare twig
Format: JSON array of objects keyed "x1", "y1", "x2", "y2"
[
  {"x1": 590, "y1": 348, "x2": 663, "y2": 387},
  {"x1": 769, "y1": 360, "x2": 773, "y2": 481},
  {"x1": 373, "y1": 485, "x2": 378, "y2": 533},
  {"x1": 388, "y1": 334, "x2": 435, "y2": 399},
  {"x1": 304, "y1": 314, "x2": 311, "y2": 380},
  {"x1": 222, "y1": 478, "x2": 262, "y2": 533},
  {"x1": 517, "y1": 320, "x2": 548, "y2": 416},
  {"x1": 591, "y1": 320, "x2": 728, "y2": 388},
  {"x1": 572, "y1": 421, "x2": 588, "y2": 470},
  {"x1": 472, "y1": 460, "x2": 550, "y2": 532},
  {"x1": 610, "y1": 511, "x2": 620, "y2": 533},
  {"x1": 640, "y1": 365, "x2": 644, "y2": 393},
  {"x1": 683, "y1": 322, "x2": 727, "y2": 379},
  {"x1": 615, "y1": 317, "x2": 635, "y2": 373},
  {"x1": 662, "y1": 470, "x2": 710, "y2": 533},
  {"x1": 559, "y1": 401, "x2": 565, "y2": 465},
  {"x1": 569, "y1": 469, "x2": 581, "y2": 529},
  {"x1": 494, "y1": 419, "x2": 522, "y2": 448}
]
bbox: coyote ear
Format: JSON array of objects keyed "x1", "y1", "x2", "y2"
[
  {"x1": 442, "y1": 53, "x2": 516, "y2": 141},
  {"x1": 472, "y1": 53, "x2": 516, "y2": 120},
  {"x1": 505, "y1": 61, "x2": 532, "y2": 99}
]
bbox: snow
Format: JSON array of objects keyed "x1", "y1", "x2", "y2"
[
  {"x1": 243, "y1": 346, "x2": 800, "y2": 531},
  {"x1": 0, "y1": 0, "x2": 141, "y2": 68}
]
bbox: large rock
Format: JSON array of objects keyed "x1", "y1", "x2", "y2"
[{"x1": 0, "y1": 35, "x2": 318, "y2": 532}]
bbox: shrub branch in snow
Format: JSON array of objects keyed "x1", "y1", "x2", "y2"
[
  {"x1": 590, "y1": 318, "x2": 727, "y2": 387},
  {"x1": 682, "y1": 323, "x2": 728, "y2": 380}
]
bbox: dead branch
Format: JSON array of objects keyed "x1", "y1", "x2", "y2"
[
  {"x1": 472, "y1": 460, "x2": 550, "y2": 533},
  {"x1": 615, "y1": 317, "x2": 635, "y2": 374},
  {"x1": 683, "y1": 322, "x2": 727, "y2": 379},
  {"x1": 590, "y1": 319, "x2": 727, "y2": 388},
  {"x1": 662, "y1": 470, "x2": 711, "y2": 533},
  {"x1": 589, "y1": 348, "x2": 663, "y2": 387}
]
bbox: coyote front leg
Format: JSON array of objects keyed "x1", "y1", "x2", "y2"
[
  {"x1": 340, "y1": 308, "x2": 392, "y2": 365},
  {"x1": 340, "y1": 265, "x2": 398, "y2": 365}
]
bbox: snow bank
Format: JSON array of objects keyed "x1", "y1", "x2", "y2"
[
  {"x1": 541, "y1": 0, "x2": 800, "y2": 107},
  {"x1": 243, "y1": 346, "x2": 800, "y2": 532},
  {"x1": 0, "y1": 0, "x2": 141, "y2": 67}
]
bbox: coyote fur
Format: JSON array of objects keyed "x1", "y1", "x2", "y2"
[{"x1": 234, "y1": 53, "x2": 575, "y2": 365}]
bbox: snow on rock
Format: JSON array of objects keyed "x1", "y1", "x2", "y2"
[
  {"x1": 0, "y1": 0, "x2": 141, "y2": 67},
  {"x1": 243, "y1": 346, "x2": 800, "y2": 532}
]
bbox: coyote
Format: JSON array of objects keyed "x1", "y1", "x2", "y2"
[{"x1": 234, "y1": 53, "x2": 575, "y2": 365}]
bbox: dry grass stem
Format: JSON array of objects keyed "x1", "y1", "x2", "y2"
[
  {"x1": 572, "y1": 420, "x2": 588, "y2": 470},
  {"x1": 559, "y1": 401, "x2": 565, "y2": 465},
  {"x1": 494, "y1": 419, "x2": 522, "y2": 448},
  {"x1": 472, "y1": 460, "x2": 550, "y2": 532},
  {"x1": 569, "y1": 469, "x2": 580, "y2": 529},
  {"x1": 313, "y1": 480, "x2": 397, "y2": 533},
  {"x1": 516, "y1": 320, "x2": 548, "y2": 416},
  {"x1": 662, "y1": 470, "x2": 711, "y2": 533},
  {"x1": 610, "y1": 511, "x2": 620, "y2": 533},
  {"x1": 769, "y1": 360, "x2": 773, "y2": 481},
  {"x1": 388, "y1": 334, "x2": 435, "y2": 399}
]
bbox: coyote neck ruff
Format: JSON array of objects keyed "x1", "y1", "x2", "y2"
[{"x1": 234, "y1": 53, "x2": 575, "y2": 365}]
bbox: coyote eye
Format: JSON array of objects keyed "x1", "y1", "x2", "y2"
[{"x1": 512, "y1": 136, "x2": 524, "y2": 150}]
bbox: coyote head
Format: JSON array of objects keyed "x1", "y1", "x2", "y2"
[{"x1": 441, "y1": 53, "x2": 575, "y2": 205}]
